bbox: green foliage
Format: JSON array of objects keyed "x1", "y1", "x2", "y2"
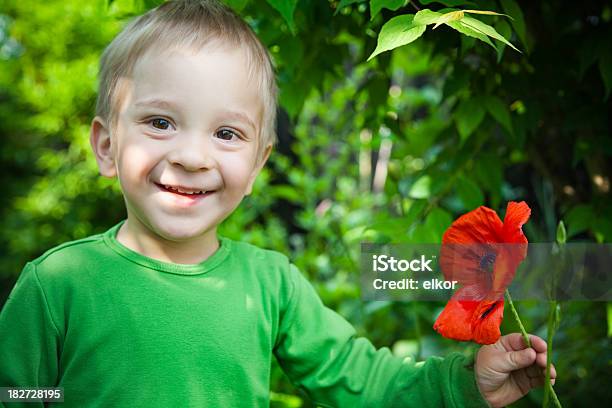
[
  {"x1": 483, "y1": 95, "x2": 513, "y2": 137},
  {"x1": 224, "y1": 0, "x2": 249, "y2": 11},
  {"x1": 454, "y1": 97, "x2": 486, "y2": 141},
  {"x1": 1, "y1": 0, "x2": 611, "y2": 406},
  {"x1": 265, "y1": 0, "x2": 298, "y2": 33},
  {"x1": 369, "y1": 5, "x2": 520, "y2": 60},
  {"x1": 501, "y1": 0, "x2": 527, "y2": 49},
  {"x1": 368, "y1": 14, "x2": 426, "y2": 60},
  {"x1": 370, "y1": 0, "x2": 406, "y2": 20},
  {"x1": 335, "y1": 0, "x2": 365, "y2": 16}
]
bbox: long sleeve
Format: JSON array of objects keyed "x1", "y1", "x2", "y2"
[
  {"x1": 0, "y1": 262, "x2": 61, "y2": 407},
  {"x1": 273, "y1": 263, "x2": 491, "y2": 408}
]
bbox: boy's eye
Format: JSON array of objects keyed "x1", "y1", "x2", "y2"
[
  {"x1": 150, "y1": 118, "x2": 172, "y2": 130},
  {"x1": 215, "y1": 129, "x2": 241, "y2": 141}
]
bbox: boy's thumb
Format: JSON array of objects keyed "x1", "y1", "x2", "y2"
[{"x1": 501, "y1": 348, "x2": 536, "y2": 372}]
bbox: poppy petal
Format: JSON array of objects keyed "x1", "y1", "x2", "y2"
[
  {"x1": 502, "y1": 201, "x2": 531, "y2": 243},
  {"x1": 442, "y1": 206, "x2": 504, "y2": 244},
  {"x1": 433, "y1": 286, "x2": 480, "y2": 341},
  {"x1": 471, "y1": 300, "x2": 504, "y2": 345},
  {"x1": 491, "y1": 244, "x2": 526, "y2": 294},
  {"x1": 439, "y1": 242, "x2": 495, "y2": 288}
]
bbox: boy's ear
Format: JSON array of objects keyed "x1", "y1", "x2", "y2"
[
  {"x1": 245, "y1": 143, "x2": 273, "y2": 195},
  {"x1": 90, "y1": 116, "x2": 117, "y2": 178}
]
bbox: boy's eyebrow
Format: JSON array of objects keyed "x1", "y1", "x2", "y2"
[
  {"x1": 134, "y1": 98, "x2": 180, "y2": 111},
  {"x1": 217, "y1": 109, "x2": 257, "y2": 133}
]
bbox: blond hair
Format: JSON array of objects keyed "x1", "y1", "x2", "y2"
[{"x1": 95, "y1": 0, "x2": 277, "y2": 160}]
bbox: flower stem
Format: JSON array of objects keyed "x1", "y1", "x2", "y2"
[
  {"x1": 546, "y1": 384, "x2": 562, "y2": 408},
  {"x1": 544, "y1": 301, "x2": 554, "y2": 406},
  {"x1": 543, "y1": 301, "x2": 562, "y2": 408},
  {"x1": 504, "y1": 289, "x2": 530, "y2": 347},
  {"x1": 505, "y1": 289, "x2": 562, "y2": 407}
]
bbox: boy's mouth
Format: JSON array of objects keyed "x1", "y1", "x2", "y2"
[{"x1": 155, "y1": 183, "x2": 214, "y2": 198}]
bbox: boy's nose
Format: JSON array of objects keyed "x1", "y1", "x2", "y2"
[{"x1": 166, "y1": 138, "x2": 215, "y2": 171}]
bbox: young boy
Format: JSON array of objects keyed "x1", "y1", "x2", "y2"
[{"x1": 0, "y1": 1, "x2": 556, "y2": 407}]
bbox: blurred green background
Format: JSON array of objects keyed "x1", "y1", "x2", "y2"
[{"x1": 0, "y1": 0, "x2": 610, "y2": 406}]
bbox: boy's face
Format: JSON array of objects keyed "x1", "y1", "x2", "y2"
[{"x1": 91, "y1": 44, "x2": 271, "y2": 243}]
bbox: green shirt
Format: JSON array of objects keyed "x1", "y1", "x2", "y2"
[{"x1": 0, "y1": 220, "x2": 490, "y2": 407}]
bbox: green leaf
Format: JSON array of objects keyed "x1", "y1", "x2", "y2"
[
  {"x1": 483, "y1": 95, "x2": 513, "y2": 136},
  {"x1": 414, "y1": 9, "x2": 508, "y2": 30},
  {"x1": 418, "y1": 0, "x2": 473, "y2": 6},
  {"x1": 456, "y1": 176, "x2": 483, "y2": 210},
  {"x1": 335, "y1": 0, "x2": 363, "y2": 15},
  {"x1": 432, "y1": 10, "x2": 464, "y2": 29},
  {"x1": 446, "y1": 20, "x2": 496, "y2": 51},
  {"x1": 266, "y1": 0, "x2": 298, "y2": 33},
  {"x1": 460, "y1": 15, "x2": 521, "y2": 52},
  {"x1": 463, "y1": 10, "x2": 511, "y2": 17},
  {"x1": 443, "y1": 65, "x2": 470, "y2": 97},
  {"x1": 564, "y1": 204, "x2": 594, "y2": 238},
  {"x1": 107, "y1": 0, "x2": 144, "y2": 16},
  {"x1": 144, "y1": 0, "x2": 164, "y2": 9},
  {"x1": 367, "y1": 14, "x2": 427, "y2": 61},
  {"x1": 424, "y1": 207, "x2": 453, "y2": 242},
  {"x1": 501, "y1": 0, "x2": 527, "y2": 50},
  {"x1": 556, "y1": 220, "x2": 567, "y2": 245},
  {"x1": 279, "y1": 78, "x2": 308, "y2": 118},
  {"x1": 454, "y1": 98, "x2": 486, "y2": 142},
  {"x1": 494, "y1": 19, "x2": 512, "y2": 62},
  {"x1": 370, "y1": 0, "x2": 406, "y2": 20},
  {"x1": 599, "y1": 50, "x2": 612, "y2": 100},
  {"x1": 223, "y1": 0, "x2": 249, "y2": 12},
  {"x1": 366, "y1": 214, "x2": 411, "y2": 239},
  {"x1": 270, "y1": 185, "x2": 301, "y2": 204},
  {"x1": 403, "y1": 199, "x2": 428, "y2": 227},
  {"x1": 408, "y1": 207, "x2": 452, "y2": 243},
  {"x1": 592, "y1": 218, "x2": 612, "y2": 243},
  {"x1": 475, "y1": 153, "x2": 503, "y2": 195},
  {"x1": 413, "y1": 9, "x2": 443, "y2": 25},
  {"x1": 408, "y1": 175, "x2": 431, "y2": 199}
]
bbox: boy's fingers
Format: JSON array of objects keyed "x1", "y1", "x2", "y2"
[
  {"x1": 525, "y1": 364, "x2": 541, "y2": 379},
  {"x1": 525, "y1": 367, "x2": 557, "y2": 391},
  {"x1": 543, "y1": 364, "x2": 557, "y2": 379},
  {"x1": 501, "y1": 333, "x2": 546, "y2": 353},
  {"x1": 526, "y1": 363, "x2": 556, "y2": 381},
  {"x1": 529, "y1": 376, "x2": 545, "y2": 388},
  {"x1": 529, "y1": 376, "x2": 555, "y2": 388},
  {"x1": 501, "y1": 333, "x2": 530, "y2": 351},
  {"x1": 527, "y1": 335, "x2": 547, "y2": 353},
  {"x1": 533, "y1": 351, "x2": 557, "y2": 380},
  {"x1": 535, "y1": 351, "x2": 556, "y2": 375},
  {"x1": 494, "y1": 348, "x2": 536, "y2": 372}
]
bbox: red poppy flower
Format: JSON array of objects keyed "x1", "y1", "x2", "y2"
[{"x1": 433, "y1": 201, "x2": 531, "y2": 345}]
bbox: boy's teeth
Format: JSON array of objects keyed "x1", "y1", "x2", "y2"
[{"x1": 164, "y1": 185, "x2": 205, "y2": 195}]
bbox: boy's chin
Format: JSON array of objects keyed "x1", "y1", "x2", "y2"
[{"x1": 147, "y1": 219, "x2": 217, "y2": 242}]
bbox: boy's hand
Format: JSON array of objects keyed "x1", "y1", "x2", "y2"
[{"x1": 475, "y1": 333, "x2": 557, "y2": 408}]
